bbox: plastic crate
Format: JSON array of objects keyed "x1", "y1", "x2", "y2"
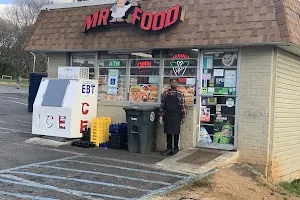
[
  {"x1": 108, "y1": 134, "x2": 127, "y2": 149},
  {"x1": 90, "y1": 117, "x2": 112, "y2": 146},
  {"x1": 109, "y1": 123, "x2": 127, "y2": 135}
]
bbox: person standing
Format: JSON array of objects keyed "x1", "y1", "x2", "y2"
[
  {"x1": 159, "y1": 78, "x2": 187, "y2": 156},
  {"x1": 16, "y1": 76, "x2": 21, "y2": 89}
]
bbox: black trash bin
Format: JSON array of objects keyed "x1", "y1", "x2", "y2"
[
  {"x1": 28, "y1": 72, "x2": 48, "y2": 112},
  {"x1": 124, "y1": 105, "x2": 158, "y2": 154}
]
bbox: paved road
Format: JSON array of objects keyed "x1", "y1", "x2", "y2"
[{"x1": 0, "y1": 85, "x2": 191, "y2": 200}]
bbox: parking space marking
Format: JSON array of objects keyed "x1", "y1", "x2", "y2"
[
  {"x1": 0, "y1": 127, "x2": 31, "y2": 134},
  {"x1": 63, "y1": 159, "x2": 187, "y2": 179},
  {"x1": 9, "y1": 171, "x2": 151, "y2": 192},
  {"x1": 0, "y1": 155, "x2": 191, "y2": 199},
  {"x1": 0, "y1": 155, "x2": 82, "y2": 174},
  {"x1": 16, "y1": 120, "x2": 31, "y2": 125},
  {"x1": 36, "y1": 165, "x2": 171, "y2": 186},
  {"x1": 0, "y1": 191, "x2": 57, "y2": 200},
  {"x1": 0, "y1": 178, "x2": 134, "y2": 200},
  {"x1": 0, "y1": 120, "x2": 31, "y2": 127},
  {"x1": 0, "y1": 96, "x2": 19, "y2": 100},
  {"x1": 0, "y1": 99, "x2": 28, "y2": 106}
]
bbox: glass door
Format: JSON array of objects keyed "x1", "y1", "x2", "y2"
[{"x1": 197, "y1": 50, "x2": 239, "y2": 150}]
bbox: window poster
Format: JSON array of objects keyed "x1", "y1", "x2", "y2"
[
  {"x1": 200, "y1": 106, "x2": 210, "y2": 122},
  {"x1": 224, "y1": 70, "x2": 237, "y2": 87},
  {"x1": 213, "y1": 69, "x2": 224, "y2": 77},
  {"x1": 208, "y1": 97, "x2": 217, "y2": 105},
  {"x1": 130, "y1": 85, "x2": 159, "y2": 103},
  {"x1": 203, "y1": 56, "x2": 213, "y2": 69},
  {"x1": 198, "y1": 127, "x2": 212, "y2": 143},
  {"x1": 214, "y1": 76, "x2": 224, "y2": 87}
]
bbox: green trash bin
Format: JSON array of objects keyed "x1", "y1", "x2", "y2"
[{"x1": 123, "y1": 105, "x2": 159, "y2": 154}]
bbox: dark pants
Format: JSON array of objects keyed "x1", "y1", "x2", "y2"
[{"x1": 167, "y1": 134, "x2": 179, "y2": 150}]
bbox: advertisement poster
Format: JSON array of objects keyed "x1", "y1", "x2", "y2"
[
  {"x1": 203, "y1": 56, "x2": 213, "y2": 69},
  {"x1": 130, "y1": 85, "x2": 158, "y2": 103},
  {"x1": 198, "y1": 127, "x2": 212, "y2": 143},
  {"x1": 224, "y1": 70, "x2": 237, "y2": 87},
  {"x1": 200, "y1": 106, "x2": 210, "y2": 122},
  {"x1": 163, "y1": 85, "x2": 195, "y2": 104},
  {"x1": 214, "y1": 76, "x2": 224, "y2": 87},
  {"x1": 214, "y1": 69, "x2": 224, "y2": 77}
]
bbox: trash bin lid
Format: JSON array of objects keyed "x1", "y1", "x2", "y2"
[{"x1": 123, "y1": 105, "x2": 159, "y2": 111}]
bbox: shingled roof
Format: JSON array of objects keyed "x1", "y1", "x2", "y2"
[{"x1": 24, "y1": 0, "x2": 300, "y2": 52}]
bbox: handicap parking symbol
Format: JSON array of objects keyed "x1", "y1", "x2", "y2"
[{"x1": 110, "y1": 78, "x2": 116, "y2": 85}]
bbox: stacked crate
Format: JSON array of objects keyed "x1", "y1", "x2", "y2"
[
  {"x1": 108, "y1": 123, "x2": 127, "y2": 149},
  {"x1": 90, "y1": 117, "x2": 112, "y2": 147}
]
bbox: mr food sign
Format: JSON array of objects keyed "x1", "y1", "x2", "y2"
[{"x1": 83, "y1": 0, "x2": 185, "y2": 33}]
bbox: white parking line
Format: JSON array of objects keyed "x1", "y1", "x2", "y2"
[
  {"x1": 0, "y1": 99, "x2": 28, "y2": 106},
  {"x1": 36, "y1": 165, "x2": 171, "y2": 186},
  {"x1": 0, "y1": 127, "x2": 31, "y2": 134},
  {"x1": 0, "y1": 96, "x2": 19, "y2": 100},
  {"x1": 9, "y1": 171, "x2": 151, "y2": 192},
  {"x1": 0, "y1": 120, "x2": 31, "y2": 127},
  {"x1": 63, "y1": 160, "x2": 187, "y2": 179}
]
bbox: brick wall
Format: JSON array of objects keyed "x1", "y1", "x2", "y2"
[
  {"x1": 238, "y1": 46, "x2": 274, "y2": 169},
  {"x1": 47, "y1": 53, "x2": 68, "y2": 77}
]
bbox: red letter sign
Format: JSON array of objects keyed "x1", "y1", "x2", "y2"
[
  {"x1": 83, "y1": 11, "x2": 99, "y2": 32},
  {"x1": 98, "y1": 9, "x2": 110, "y2": 26},
  {"x1": 152, "y1": 12, "x2": 166, "y2": 31},
  {"x1": 82, "y1": 102, "x2": 89, "y2": 115},
  {"x1": 58, "y1": 116, "x2": 66, "y2": 129},
  {"x1": 165, "y1": 5, "x2": 181, "y2": 28},
  {"x1": 80, "y1": 120, "x2": 88, "y2": 133},
  {"x1": 132, "y1": 7, "x2": 143, "y2": 26},
  {"x1": 140, "y1": 12, "x2": 153, "y2": 31}
]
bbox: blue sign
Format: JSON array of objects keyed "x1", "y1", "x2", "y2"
[
  {"x1": 110, "y1": 78, "x2": 116, "y2": 86},
  {"x1": 214, "y1": 76, "x2": 224, "y2": 87},
  {"x1": 82, "y1": 84, "x2": 96, "y2": 94}
]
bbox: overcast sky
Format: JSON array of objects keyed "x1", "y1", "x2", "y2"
[{"x1": 0, "y1": 0, "x2": 71, "y2": 16}]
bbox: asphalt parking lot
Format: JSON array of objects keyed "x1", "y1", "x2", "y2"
[{"x1": 0, "y1": 85, "x2": 191, "y2": 200}]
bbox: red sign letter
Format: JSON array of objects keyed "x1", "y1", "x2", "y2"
[
  {"x1": 98, "y1": 9, "x2": 110, "y2": 26},
  {"x1": 152, "y1": 11, "x2": 166, "y2": 31},
  {"x1": 82, "y1": 102, "x2": 89, "y2": 115},
  {"x1": 132, "y1": 7, "x2": 143, "y2": 26},
  {"x1": 58, "y1": 116, "x2": 66, "y2": 129},
  {"x1": 83, "y1": 11, "x2": 99, "y2": 32},
  {"x1": 140, "y1": 12, "x2": 153, "y2": 31},
  {"x1": 80, "y1": 120, "x2": 88, "y2": 133},
  {"x1": 165, "y1": 5, "x2": 181, "y2": 28}
]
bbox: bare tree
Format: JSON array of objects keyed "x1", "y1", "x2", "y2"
[{"x1": 0, "y1": 0, "x2": 51, "y2": 78}]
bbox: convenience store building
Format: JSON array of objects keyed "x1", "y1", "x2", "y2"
[{"x1": 25, "y1": 0, "x2": 300, "y2": 183}]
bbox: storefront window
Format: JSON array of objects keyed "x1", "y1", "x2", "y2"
[
  {"x1": 129, "y1": 51, "x2": 160, "y2": 103},
  {"x1": 71, "y1": 54, "x2": 96, "y2": 79},
  {"x1": 98, "y1": 53, "x2": 128, "y2": 101},
  {"x1": 198, "y1": 51, "x2": 238, "y2": 149},
  {"x1": 162, "y1": 49, "x2": 198, "y2": 104}
]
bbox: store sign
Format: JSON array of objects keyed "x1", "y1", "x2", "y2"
[
  {"x1": 170, "y1": 60, "x2": 190, "y2": 76},
  {"x1": 83, "y1": 3, "x2": 185, "y2": 33},
  {"x1": 171, "y1": 54, "x2": 190, "y2": 60},
  {"x1": 137, "y1": 60, "x2": 153, "y2": 69},
  {"x1": 109, "y1": 60, "x2": 121, "y2": 67}
]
